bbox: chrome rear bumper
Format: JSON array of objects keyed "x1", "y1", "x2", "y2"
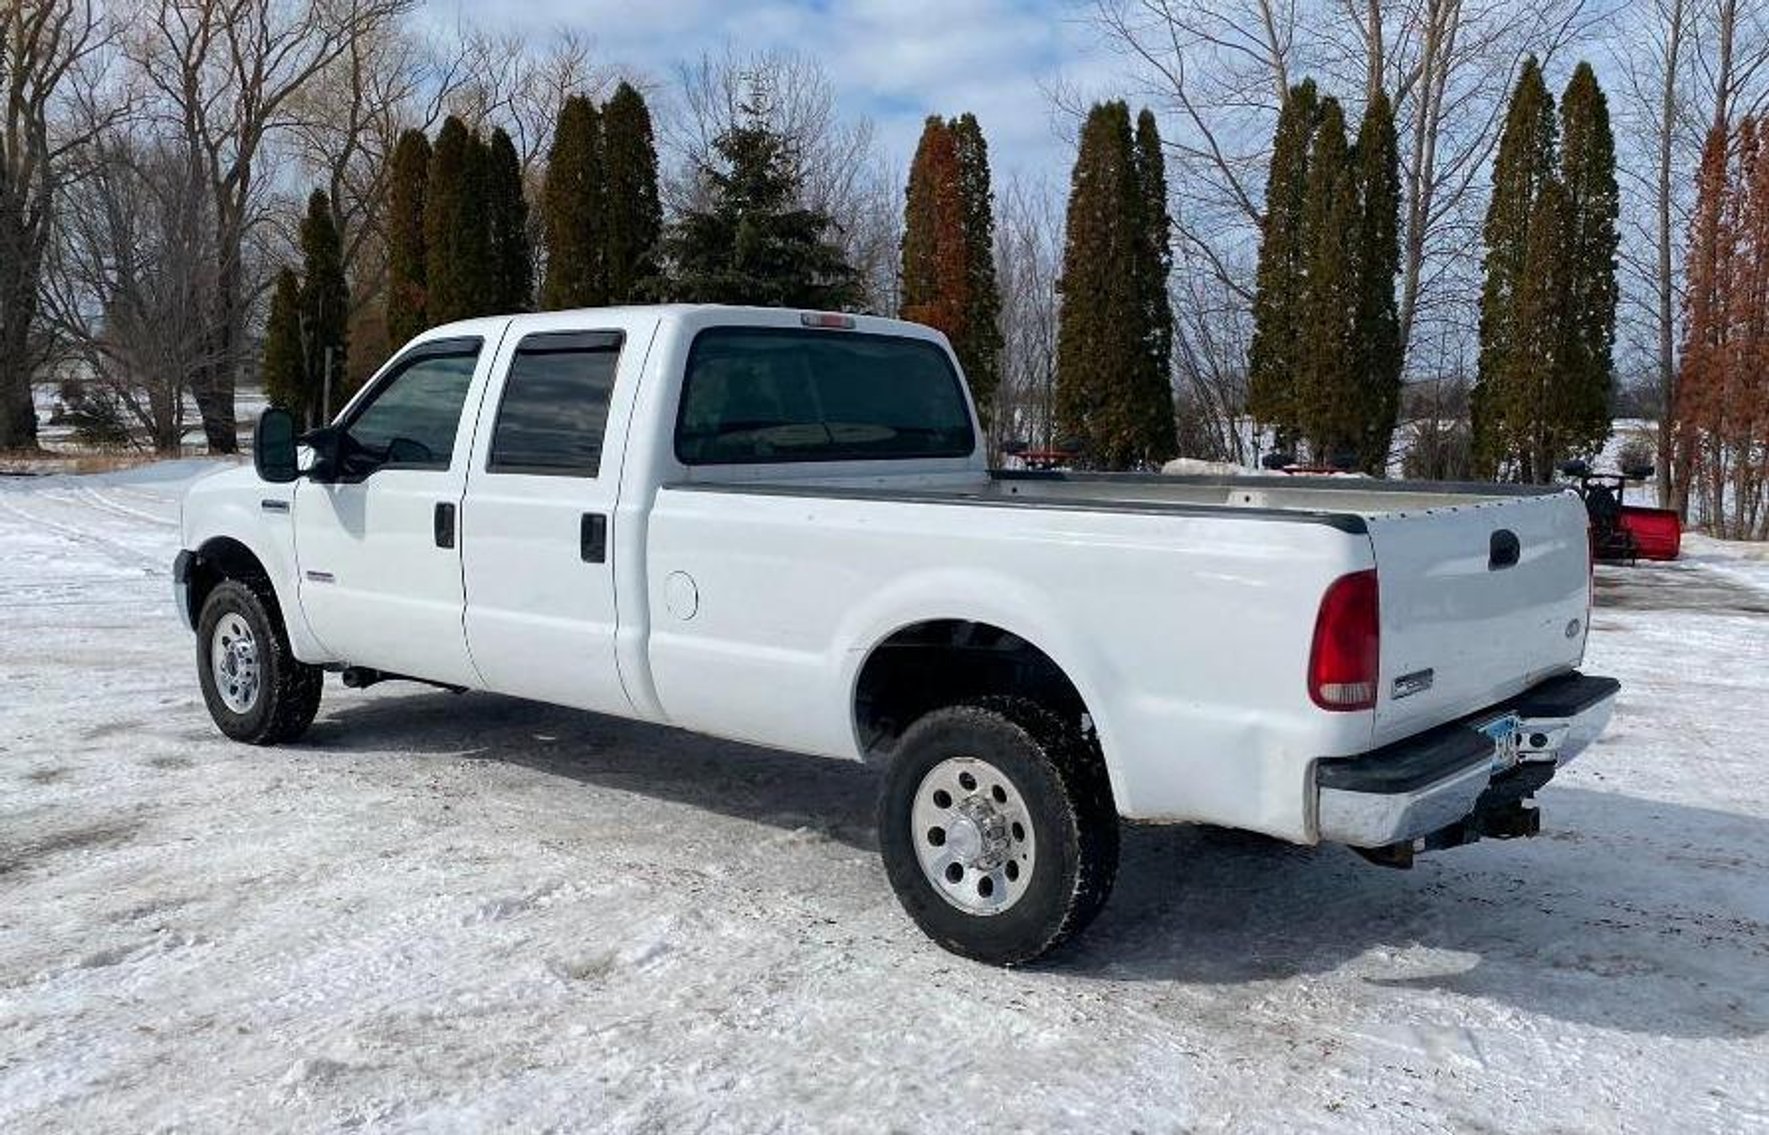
[{"x1": 1315, "y1": 672, "x2": 1619, "y2": 849}]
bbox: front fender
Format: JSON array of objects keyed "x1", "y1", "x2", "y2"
[{"x1": 180, "y1": 471, "x2": 328, "y2": 662}]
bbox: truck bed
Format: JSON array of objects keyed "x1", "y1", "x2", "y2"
[
  {"x1": 661, "y1": 467, "x2": 1592, "y2": 758},
  {"x1": 673, "y1": 468, "x2": 1572, "y2": 530}
]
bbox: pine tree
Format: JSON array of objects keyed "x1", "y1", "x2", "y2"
[
  {"x1": 385, "y1": 128, "x2": 430, "y2": 347},
  {"x1": 1247, "y1": 80, "x2": 1321, "y2": 451},
  {"x1": 1558, "y1": 62, "x2": 1619, "y2": 464},
  {"x1": 952, "y1": 113, "x2": 1004, "y2": 428},
  {"x1": 298, "y1": 190, "x2": 349, "y2": 427},
  {"x1": 425, "y1": 116, "x2": 493, "y2": 324},
  {"x1": 1130, "y1": 108, "x2": 1177, "y2": 463},
  {"x1": 660, "y1": 90, "x2": 861, "y2": 309},
  {"x1": 602, "y1": 82, "x2": 662, "y2": 304},
  {"x1": 486, "y1": 127, "x2": 532, "y2": 313},
  {"x1": 262, "y1": 267, "x2": 305, "y2": 417},
  {"x1": 1055, "y1": 101, "x2": 1174, "y2": 469},
  {"x1": 1295, "y1": 98, "x2": 1362, "y2": 466},
  {"x1": 900, "y1": 118, "x2": 969, "y2": 357},
  {"x1": 1351, "y1": 88, "x2": 1402, "y2": 474},
  {"x1": 540, "y1": 95, "x2": 605, "y2": 309},
  {"x1": 1473, "y1": 58, "x2": 1558, "y2": 476}
]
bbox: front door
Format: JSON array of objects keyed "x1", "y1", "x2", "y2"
[
  {"x1": 460, "y1": 315, "x2": 655, "y2": 714},
  {"x1": 293, "y1": 334, "x2": 496, "y2": 688}
]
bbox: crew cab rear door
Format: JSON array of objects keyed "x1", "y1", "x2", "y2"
[{"x1": 459, "y1": 313, "x2": 659, "y2": 714}]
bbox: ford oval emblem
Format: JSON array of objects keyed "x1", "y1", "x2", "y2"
[{"x1": 1565, "y1": 618, "x2": 1582, "y2": 639}]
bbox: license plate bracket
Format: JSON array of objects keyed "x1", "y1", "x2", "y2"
[{"x1": 1481, "y1": 713, "x2": 1522, "y2": 772}]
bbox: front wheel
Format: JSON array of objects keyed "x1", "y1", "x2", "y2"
[
  {"x1": 878, "y1": 698, "x2": 1119, "y2": 965},
  {"x1": 196, "y1": 579, "x2": 323, "y2": 745}
]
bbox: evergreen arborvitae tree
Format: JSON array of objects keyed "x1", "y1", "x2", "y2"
[
  {"x1": 601, "y1": 82, "x2": 662, "y2": 304},
  {"x1": 486, "y1": 127, "x2": 532, "y2": 313},
  {"x1": 425, "y1": 116, "x2": 494, "y2": 324},
  {"x1": 1558, "y1": 61, "x2": 1619, "y2": 462},
  {"x1": 952, "y1": 113, "x2": 1004, "y2": 428},
  {"x1": 1247, "y1": 79, "x2": 1321, "y2": 451},
  {"x1": 541, "y1": 95, "x2": 605, "y2": 309},
  {"x1": 1351, "y1": 88, "x2": 1402, "y2": 474},
  {"x1": 660, "y1": 92, "x2": 861, "y2": 309},
  {"x1": 385, "y1": 128, "x2": 431, "y2": 347},
  {"x1": 1295, "y1": 98, "x2": 1362, "y2": 466},
  {"x1": 298, "y1": 190, "x2": 349, "y2": 427},
  {"x1": 1505, "y1": 180, "x2": 1580, "y2": 482},
  {"x1": 900, "y1": 118, "x2": 969, "y2": 357},
  {"x1": 1131, "y1": 108, "x2": 1177, "y2": 462},
  {"x1": 1473, "y1": 57, "x2": 1558, "y2": 476},
  {"x1": 262, "y1": 267, "x2": 305, "y2": 417},
  {"x1": 1056, "y1": 101, "x2": 1175, "y2": 469}
]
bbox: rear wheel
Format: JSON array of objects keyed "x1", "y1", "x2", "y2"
[
  {"x1": 196, "y1": 579, "x2": 322, "y2": 745},
  {"x1": 878, "y1": 697, "x2": 1118, "y2": 965}
]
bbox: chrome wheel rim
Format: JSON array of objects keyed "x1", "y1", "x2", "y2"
[
  {"x1": 210, "y1": 613, "x2": 260, "y2": 714},
  {"x1": 911, "y1": 756, "x2": 1037, "y2": 916}
]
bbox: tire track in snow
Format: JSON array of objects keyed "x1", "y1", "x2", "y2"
[
  {"x1": 76, "y1": 485, "x2": 179, "y2": 529},
  {"x1": 0, "y1": 491, "x2": 168, "y2": 577}
]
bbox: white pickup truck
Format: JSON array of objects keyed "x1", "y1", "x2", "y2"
[{"x1": 176, "y1": 304, "x2": 1618, "y2": 963}]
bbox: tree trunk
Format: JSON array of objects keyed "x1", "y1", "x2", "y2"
[
  {"x1": 0, "y1": 266, "x2": 42, "y2": 450},
  {"x1": 1654, "y1": 0, "x2": 1685, "y2": 510},
  {"x1": 193, "y1": 211, "x2": 243, "y2": 455}
]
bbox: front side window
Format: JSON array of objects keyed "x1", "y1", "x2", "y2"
[
  {"x1": 488, "y1": 331, "x2": 623, "y2": 476},
  {"x1": 346, "y1": 339, "x2": 482, "y2": 470},
  {"x1": 675, "y1": 327, "x2": 976, "y2": 465}
]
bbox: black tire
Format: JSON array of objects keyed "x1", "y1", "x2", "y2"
[
  {"x1": 878, "y1": 697, "x2": 1119, "y2": 965},
  {"x1": 195, "y1": 579, "x2": 323, "y2": 745}
]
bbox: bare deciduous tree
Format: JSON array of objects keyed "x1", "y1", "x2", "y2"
[
  {"x1": 992, "y1": 174, "x2": 1063, "y2": 451},
  {"x1": 1, "y1": 0, "x2": 112, "y2": 449},
  {"x1": 43, "y1": 127, "x2": 225, "y2": 452},
  {"x1": 1080, "y1": 0, "x2": 1607, "y2": 381},
  {"x1": 129, "y1": 0, "x2": 412, "y2": 453}
]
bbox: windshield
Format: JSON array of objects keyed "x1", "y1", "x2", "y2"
[{"x1": 675, "y1": 327, "x2": 976, "y2": 465}]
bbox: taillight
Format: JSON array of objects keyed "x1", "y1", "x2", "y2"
[{"x1": 1309, "y1": 570, "x2": 1380, "y2": 711}]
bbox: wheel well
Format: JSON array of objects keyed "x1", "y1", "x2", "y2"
[
  {"x1": 854, "y1": 620, "x2": 1091, "y2": 760},
  {"x1": 190, "y1": 537, "x2": 274, "y2": 622}
]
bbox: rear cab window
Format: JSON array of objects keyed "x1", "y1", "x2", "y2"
[{"x1": 674, "y1": 327, "x2": 976, "y2": 465}]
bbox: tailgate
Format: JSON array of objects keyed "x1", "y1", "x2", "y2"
[{"x1": 1365, "y1": 491, "x2": 1590, "y2": 746}]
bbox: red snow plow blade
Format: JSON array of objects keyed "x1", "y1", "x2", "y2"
[{"x1": 1619, "y1": 506, "x2": 1681, "y2": 561}]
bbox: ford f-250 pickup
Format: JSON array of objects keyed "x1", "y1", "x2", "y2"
[{"x1": 175, "y1": 304, "x2": 1619, "y2": 964}]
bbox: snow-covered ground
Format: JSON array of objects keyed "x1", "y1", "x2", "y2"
[{"x1": 2, "y1": 465, "x2": 1767, "y2": 1133}]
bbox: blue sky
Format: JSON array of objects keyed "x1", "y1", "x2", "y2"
[{"x1": 421, "y1": 0, "x2": 1105, "y2": 181}]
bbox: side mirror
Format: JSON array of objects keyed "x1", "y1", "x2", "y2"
[
  {"x1": 254, "y1": 408, "x2": 300, "y2": 483},
  {"x1": 1559, "y1": 458, "x2": 1590, "y2": 477},
  {"x1": 301, "y1": 425, "x2": 342, "y2": 483}
]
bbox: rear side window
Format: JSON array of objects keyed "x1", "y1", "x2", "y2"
[
  {"x1": 675, "y1": 327, "x2": 975, "y2": 465},
  {"x1": 489, "y1": 331, "x2": 624, "y2": 477},
  {"x1": 346, "y1": 338, "x2": 482, "y2": 470}
]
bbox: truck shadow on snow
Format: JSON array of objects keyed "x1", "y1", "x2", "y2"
[{"x1": 308, "y1": 690, "x2": 1769, "y2": 1042}]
